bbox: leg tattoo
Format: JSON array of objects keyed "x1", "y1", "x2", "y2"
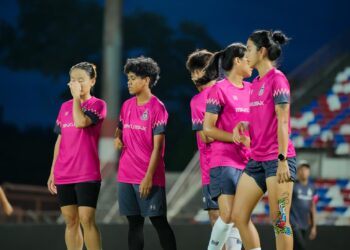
[{"x1": 274, "y1": 192, "x2": 292, "y2": 236}]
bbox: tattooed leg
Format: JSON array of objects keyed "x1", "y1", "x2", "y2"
[{"x1": 273, "y1": 192, "x2": 292, "y2": 236}]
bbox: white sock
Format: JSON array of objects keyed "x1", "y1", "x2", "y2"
[
  {"x1": 225, "y1": 226, "x2": 242, "y2": 250},
  {"x1": 250, "y1": 248, "x2": 261, "y2": 250},
  {"x1": 208, "y1": 217, "x2": 232, "y2": 250}
]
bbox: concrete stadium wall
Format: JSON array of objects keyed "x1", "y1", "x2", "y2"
[{"x1": 0, "y1": 224, "x2": 348, "y2": 250}]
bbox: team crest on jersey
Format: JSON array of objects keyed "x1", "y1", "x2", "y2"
[
  {"x1": 258, "y1": 84, "x2": 265, "y2": 96},
  {"x1": 64, "y1": 111, "x2": 69, "y2": 116},
  {"x1": 140, "y1": 109, "x2": 149, "y2": 121},
  {"x1": 232, "y1": 95, "x2": 238, "y2": 101}
]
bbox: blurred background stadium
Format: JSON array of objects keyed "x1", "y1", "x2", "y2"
[{"x1": 0, "y1": 0, "x2": 349, "y2": 249}]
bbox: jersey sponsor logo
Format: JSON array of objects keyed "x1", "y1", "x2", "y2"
[
  {"x1": 140, "y1": 109, "x2": 149, "y2": 121},
  {"x1": 258, "y1": 84, "x2": 265, "y2": 96},
  {"x1": 250, "y1": 101, "x2": 264, "y2": 107},
  {"x1": 62, "y1": 122, "x2": 75, "y2": 128},
  {"x1": 297, "y1": 188, "x2": 313, "y2": 200},
  {"x1": 232, "y1": 95, "x2": 238, "y2": 101},
  {"x1": 297, "y1": 194, "x2": 312, "y2": 200},
  {"x1": 235, "y1": 107, "x2": 250, "y2": 113},
  {"x1": 124, "y1": 123, "x2": 147, "y2": 131}
]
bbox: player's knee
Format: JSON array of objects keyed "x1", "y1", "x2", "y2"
[
  {"x1": 208, "y1": 210, "x2": 219, "y2": 224},
  {"x1": 273, "y1": 221, "x2": 293, "y2": 236},
  {"x1": 127, "y1": 215, "x2": 145, "y2": 232},
  {"x1": 231, "y1": 209, "x2": 246, "y2": 226},
  {"x1": 220, "y1": 211, "x2": 232, "y2": 224},
  {"x1": 271, "y1": 209, "x2": 292, "y2": 236},
  {"x1": 63, "y1": 213, "x2": 79, "y2": 229},
  {"x1": 79, "y1": 214, "x2": 95, "y2": 229},
  {"x1": 269, "y1": 209, "x2": 279, "y2": 223}
]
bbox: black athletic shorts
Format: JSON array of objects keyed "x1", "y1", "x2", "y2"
[{"x1": 56, "y1": 181, "x2": 101, "y2": 208}]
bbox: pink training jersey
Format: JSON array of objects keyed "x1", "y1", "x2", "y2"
[
  {"x1": 249, "y1": 68, "x2": 296, "y2": 161},
  {"x1": 54, "y1": 97, "x2": 107, "y2": 184},
  {"x1": 190, "y1": 85, "x2": 213, "y2": 185},
  {"x1": 206, "y1": 78, "x2": 251, "y2": 170},
  {"x1": 117, "y1": 95, "x2": 168, "y2": 187}
]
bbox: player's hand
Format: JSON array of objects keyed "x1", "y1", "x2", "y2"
[
  {"x1": 68, "y1": 81, "x2": 81, "y2": 99},
  {"x1": 47, "y1": 174, "x2": 57, "y2": 195},
  {"x1": 277, "y1": 160, "x2": 291, "y2": 184},
  {"x1": 240, "y1": 135, "x2": 251, "y2": 148},
  {"x1": 233, "y1": 122, "x2": 246, "y2": 144},
  {"x1": 139, "y1": 175, "x2": 152, "y2": 199},
  {"x1": 309, "y1": 226, "x2": 317, "y2": 240},
  {"x1": 3, "y1": 201, "x2": 13, "y2": 216},
  {"x1": 114, "y1": 137, "x2": 124, "y2": 150}
]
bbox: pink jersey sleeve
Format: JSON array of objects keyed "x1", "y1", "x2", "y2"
[
  {"x1": 83, "y1": 99, "x2": 107, "y2": 125},
  {"x1": 54, "y1": 105, "x2": 63, "y2": 134},
  {"x1": 272, "y1": 75, "x2": 290, "y2": 105},
  {"x1": 206, "y1": 86, "x2": 224, "y2": 114},
  {"x1": 190, "y1": 97, "x2": 204, "y2": 131},
  {"x1": 152, "y1": 105, "x2": 168, "y2": 135}
]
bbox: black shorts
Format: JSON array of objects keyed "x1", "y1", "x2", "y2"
[{"x1": 56, "y1": 181, "x2": 101, "y2": 208}]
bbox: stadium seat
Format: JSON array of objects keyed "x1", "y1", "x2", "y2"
[{"x1": 291, "y1": 66, "x2": 350, "y2": 154}]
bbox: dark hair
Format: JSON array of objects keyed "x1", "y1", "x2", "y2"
[
  {"x1": 124, "y1": 56, "x2": 160, "y2": 88},
  {"x1": 195, "y1": 43, "x2": 246, "y2": 86},
  {"x1": 249, "y1": 30, "x2": 290, "y2": 61},
  {"x1": 70, "y1": 62, "x2": 97, "y2": 79},
  {"x1": 186, "y1": 49, "x2": 213, "y2": 72}
]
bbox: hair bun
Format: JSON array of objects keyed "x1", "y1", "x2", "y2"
[{"x1": 272, "y1": 31, "x2": 288, "y2": 45}]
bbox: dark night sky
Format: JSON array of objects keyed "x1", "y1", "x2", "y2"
[{"x1": 0, "y1": 0, "x2": 349, "y2": 129}]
